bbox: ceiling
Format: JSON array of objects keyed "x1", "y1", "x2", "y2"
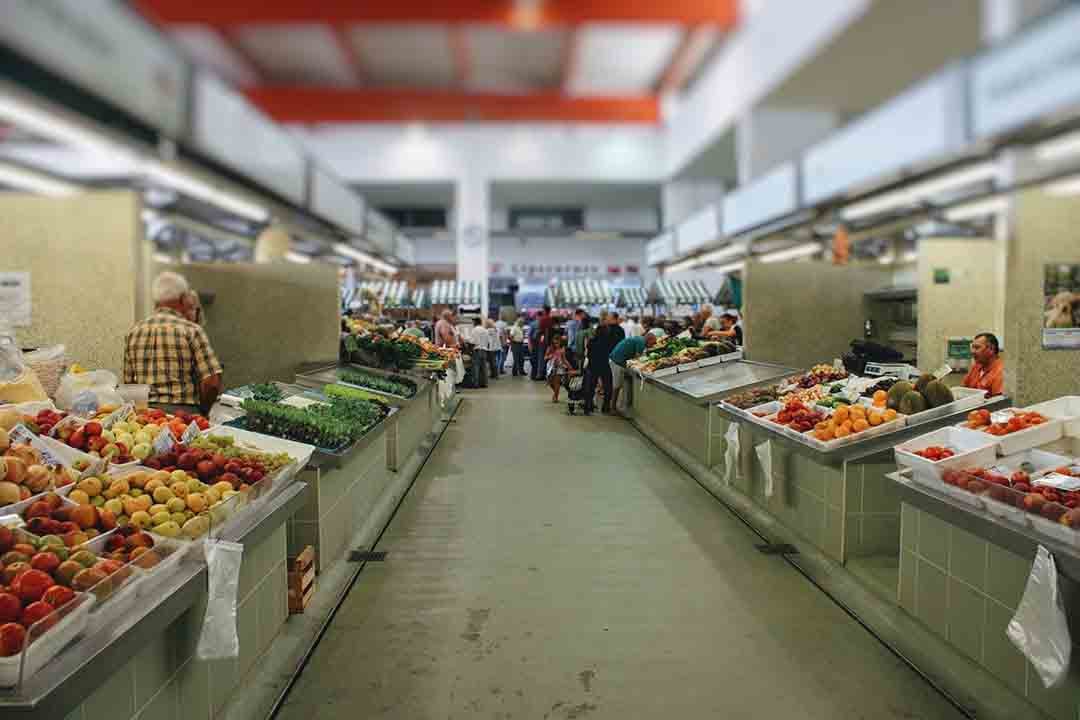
[{"x1": 133, "y1": 0, "x2": 737, "y2": 124}]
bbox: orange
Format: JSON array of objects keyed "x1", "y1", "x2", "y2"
[
  {"x1": 853, "y1": 419, "x2": 870, "y2": 433},
  {"x1": 884, "y1": 409, "x2": 898, "y2": 422},
  {"x1": 850, "y1": 406, "x2": 866, "y2": 419},
  {"x1": 834, "y1": 426, "x2": 851, "y2": 438},
  {"x1": 841, "y1": 420, "x2": 853, "y2": 433},
  {"x1": 815, "y1": 421, "x2": 829, "y2": 432},
  {"x1": 867, "y1": 412, "x2": 883, "y2": 427},
  {"x1": 833, "y1": 406, "x2": 849, "y2": 423},
  {"x1": 873, "y1": 390, "x2": 887, "y2": 404}
]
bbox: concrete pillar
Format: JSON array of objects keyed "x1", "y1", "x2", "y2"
[
  {"x1": 735, "y1": 106, "x2": 840, "y2": 184},
  {"x1": 455, "y1": 175, "x2": 490, "y2": 317}
]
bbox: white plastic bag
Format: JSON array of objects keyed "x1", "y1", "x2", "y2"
[
  {"x1": 756, "y1": 439, "x2": 774, "y2": 498},
  {"x1": 197, "y1": 540, "x2": 244, "y2": 660},
  {"x1": 1007, "y1": 545, "x2": 1072, "y2": 688},
  {"x1": 55, "y1": 369, "x2": 122, "y2": 412},
  {"x1": 723, "y1": 422, "x2": 740, "y2": 485}
]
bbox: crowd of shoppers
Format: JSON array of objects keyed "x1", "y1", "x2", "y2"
[{"x1": 431, "y1": 303, "x2": 742, "y2": 410}]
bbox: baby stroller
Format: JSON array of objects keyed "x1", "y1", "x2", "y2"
[{"x1": 563, "y1": 373, "x2": 586, "y2": 415}]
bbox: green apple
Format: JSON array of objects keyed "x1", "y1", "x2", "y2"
[
  {"x1": 169, "y1": 470, "x2": 188, "y2": 485},
  {"x1": 154, "y1": 521, "x2": 181, "y2": 538},
  {"x1": 151, "y1": 511, "x2": 171, "y2": 527},
  {"x1": 101, "y1": 429, "x2": 116, "y2": 443},
  {"x1": 134, "y1": 431, "x2": 152, "y2": 446},
  {"x1": 132, "y1": 443, "x2": 152, "y2": 460}
]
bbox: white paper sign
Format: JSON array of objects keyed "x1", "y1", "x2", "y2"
[
  {"x1": 1033, "y1": 473, "x2": 1080, "y2": 492},
  {"x1": 181, "y1": 421, "x2": 201, "y2": 444},
  {"x1": 0, "y1": 272, "x2": 31, "y2": 327}
]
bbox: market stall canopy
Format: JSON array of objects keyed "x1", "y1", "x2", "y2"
[
  {"x1": 556, "y1": 279, "x2": 616, "y2": 307},
  {"x1": 649, "y1": 279, "x2": 712, "y2": 306},
  {"x1": 544, "y1": 287, "x2": 558, "y2": 309},
  {"x1": 713, "y1": 276, "x2": 741, "y2": 309},
  {"x1": 430, "y1": 280, "x2": 483, "y2": 306},
  {"x1": 618, "y1": 287, "x2": 650, "y2": 308},
  {"x1": 357, "y1": 280, "x2": 411, "y2": 308},
  {"x1": 411, "y1": 288, "x2": 429, "y2": 309}
]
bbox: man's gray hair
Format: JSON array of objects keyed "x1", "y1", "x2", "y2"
[{"x1": 152, "y1": 271, "x2": 190, "y2": 305}]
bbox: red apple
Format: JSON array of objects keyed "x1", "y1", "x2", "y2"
[
  {"x1": 12, "y1": 569, "x2": 53, "y2": 603},
  {"x1": 20, "y1": 601, "x2": 55, "y2": 629},
  {"x1": 41, "y1": 585, "x2": 75, "y2": 609},
  {"x1": 29, "y1": 553, "x2": 60, "y2": 574},
  {"x1": 0, "y1": 592, "x2": 20, "y2": 623},
  {"x1": 0, "y1": 622, "x2": 27, "y2": 657},
  {"x1": 83, "y1": 421, "x2": 102, "y2": 437}
]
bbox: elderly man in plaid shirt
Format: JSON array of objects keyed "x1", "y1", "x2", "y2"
[{"x1": 123, "y1": 272, "x2": 223, "y2": 414}]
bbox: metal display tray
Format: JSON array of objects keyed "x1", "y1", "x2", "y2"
[
  {"x1": 294, "y1": 362, "x2": 424, "y2": 404},
  {"x1": 646, "y1": 360, "x2": 799, "y2": 405}
]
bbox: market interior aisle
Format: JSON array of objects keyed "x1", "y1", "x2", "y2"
[{"x1": 278, "y1": 381, "x2": 961, "y2": 720}]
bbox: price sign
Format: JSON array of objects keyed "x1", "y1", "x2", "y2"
[
  {"x1": 181, "y1": 422, "x2": 201, "y2": 444},
  {"x1": 101, "y1": 404, "x2": 135, "y2": 430},
  {"x1": 77, "y1": 458, "x2": 107, "y2": 481},
  {"x1": 8, "y1": 424, "x2": 35, "y2": 446},
  {"x1": 153, "y1": 428, "x2": 176, "y2": 455},
  {"x1": 1034, "y1": 473, "x2": 1080, "y2": 492}
]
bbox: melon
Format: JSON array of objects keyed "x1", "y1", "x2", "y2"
[
  {"x1": 923, "y1": 380, "x2": 954, "y2": 408},
  {"x1": 886, "y1": 381, "x2": 913, "y2": 411},
  {"x1": 899, "y1": 391, "x2": 928, "y2": 416}
]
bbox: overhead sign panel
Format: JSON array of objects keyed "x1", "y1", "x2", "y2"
[
  {"x1": 675, "y1": 204, "x2": 721, "y2": 256},
  {"x1": 971, "y1": 4, "x2": 1080, "y2": 139},
  {"x1": 723, "y1": 162, "x2": 798, "y2": 237},
  {"x1": 395, "y1": 234, "x2": 415, "y2": 266},
  {"x1": 0, "y1": 0, "x2": 186, "y2": 136},
  {"x1": 646, "y1": 232, "x2": 675, "y2": 266},
  {"x1": 366, "y1": 209, "x2": 396, "y2": 254},
  {"x1": 192, "y1": 73, "x2": 306, "y2": 205},
  {"x1": 802, "y1": 67, "x2": 967, "y2": 205},
  {"x1": 311, "y1": 167, "x2": 364, "y2": 235}
]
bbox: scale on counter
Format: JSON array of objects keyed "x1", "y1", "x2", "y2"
[{"x1": 862, "y1": 362, "x2": 921, "y2": 379}]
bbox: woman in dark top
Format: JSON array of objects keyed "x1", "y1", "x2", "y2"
[{"x1": 584, "y1": 312, "x2": 621, "y2": 415}]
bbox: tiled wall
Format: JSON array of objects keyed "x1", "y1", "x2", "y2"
[
  {"x1": 845, "y1": 461, "x2": 902, "y2": 559},
  {"x1": 63, "y1": 523, "x2": 289, "y2": 720},
  {"x1": 899, "y1": 503, "x2": 1080, "y2": 720},
  {"x1": 391, "y1": 387, "x2": 435, "y2": 472},
  {"x1": 633, "y1": 385, "x2": 710, "y2": 465},
  {"x1": 287, "y1": 439, "x2": 391, "y2": 570}
]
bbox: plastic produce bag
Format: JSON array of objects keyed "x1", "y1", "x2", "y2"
[
  {"x1": 22, "y1": 344, "x2": 67, "y2": 397},
  {"x1": 723, "y1": 422, "x2": 740, "y2": 485},
  {"x1": 197, "y1": 540, "x2": 244, "y2": 660},
  {"x1": 1007, "y1": 545, "x2": 1072, "y2": 689},
  {"x1": 756, "y1": 439, "x2": 774, "y2": 499},
  {"x1": 55, "y1": 369, "x2": 122, "y2": 412},
  {"x1": 0, "y1": 331, "x2": 48, "y2": 403}
]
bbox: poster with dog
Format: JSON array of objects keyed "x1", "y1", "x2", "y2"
[{"x1": 1043, "y1": 264, "x2": 1080, "y2": 349}]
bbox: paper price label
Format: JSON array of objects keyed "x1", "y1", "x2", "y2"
[
  {"x1": 101, "y1": 404, "x2": 135, "y2": 430},
  {"x1": 1033, "y1": 473, "x2": 1080, "y2": 492},
  {"x1": 31, "y1": 439, "x2": 64, "y2": 467},
  {"x1": 990, "y1": 410, "x2": 1015, "y2": 424},
  {"x1": 8, "y1": 424, "x2": 35, "y2": 446},
  {"x1": 932, "y1": 364, "x2": 953, "y2": 380},
  {"x1": 181, "y1": 422, "x2": 201, "y2": 444},
  {"x1": 153, "y1": 427, "x2": 176, "y2": 455}
]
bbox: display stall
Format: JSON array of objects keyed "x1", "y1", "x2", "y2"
[
  {"x1": 883, "y1": 397, "x2": 1080, "y2": 719},
  {"x1": 429, "y1": 280, "x2": 483, "y2": 308},
  {"x1": 617, "y1": 287, "x2": 650, "y2": 313},
  {"x1": 0, "y1": 400, "x2": 314, "y2": 719},
  {"x1": 647, "y1": 279, "x2": 711, "y2": 316},
  {"x1": 555, "y1": 279, "x2": 615, "y2": 309}
]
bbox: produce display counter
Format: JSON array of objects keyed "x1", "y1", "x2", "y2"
[
  {"x1": 628, "y1": 359, "x2": 797, "y2": 468},
  {"x1": 0, "y1": 481, "x2": 310, "y2": 719},
  {"x1": 293, "y1": 363, "x2": 438, "y2": 473}
]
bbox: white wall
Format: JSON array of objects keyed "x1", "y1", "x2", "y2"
[
  {"x1": 291, "y1": 124, "x2": 665, "y2": 184},
  {"x1": 413, "y1": 235, "x2": 455, "y2": 265},
  {"x1": 491, "y1": 235, "x2": 646, "y2": 273},
  {"x1": 666, "y1": 0, "x2": 871, "y2": 176},
  {"x1": 488, "y1": 205, "x2": 658, "y2": 233}
]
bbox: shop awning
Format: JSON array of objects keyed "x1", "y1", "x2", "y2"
[
  {"x1": 555, "y1": 279, "x2": 616, "y2": 307},
  {"x1": 411, "y1": 288, "x2": 429, "y2": 309},
  {"x1": 430, "y1": 280, "x2": 484, "y2": 306},
  {"x1": 355, "y1": 280, "x2": 411, "y2": 307},
  {"x1": 649, "y1": 279, "x2": 712, "y2": 306},
  {"x1": 617, "y1": 287, "x2": 649, "y2": 308}
]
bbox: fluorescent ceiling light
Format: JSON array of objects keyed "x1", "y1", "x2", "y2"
[
  {"x1": 757, "y1": 242, "x2": 822, "y2": 263},
  {"x1": 1034, "y1": 130, "x2": 1080, "y2": 163},
  {"x1": 0, "y1": 162, "x2": 80, "y2": 196},
  {"x1": 285, "y1": 251, "x2": 311, "y2": 264},
  {"x1": 843, "y1": 162, "x2": 1001, "y2": 221},
  {"x1": 664, "y1": 243, "x2": 745, "y2": 273},
  {"x1": 0, "y1": 93, "x2": 133, "y2": 159},
  {"x1": 1045, "y1": 174, "x2": 1080, "y2": 196},
  {"x1": 332, "y1": 242, "x2": 398, "y2": 275},
  {"x1": 140, "y1": 161, "x2": 269, "y2": 223},
  {"x1": 943, "y1": 196, "x2": 1010, "y2": 222}
]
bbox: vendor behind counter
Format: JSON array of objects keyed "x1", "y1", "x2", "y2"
[{"x1": 962, "y1": 332, "x2": 1004, "y2": 396}]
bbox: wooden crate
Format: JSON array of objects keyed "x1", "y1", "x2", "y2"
[{"x1": 287, "y1": 545, "x2": 316, "y2": 614}]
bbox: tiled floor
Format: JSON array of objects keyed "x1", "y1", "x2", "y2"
[{"x1": 278, "y1": 380, "x2": 962, "y2": 719}]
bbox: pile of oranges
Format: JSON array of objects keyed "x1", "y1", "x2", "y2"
[{"x1": 812, "y1": 400, "x2": 897, "y2": 442}]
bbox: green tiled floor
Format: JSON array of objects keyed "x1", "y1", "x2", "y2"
[{"x1": 278, "y1": 380, "x2": 962, "y2": 719}]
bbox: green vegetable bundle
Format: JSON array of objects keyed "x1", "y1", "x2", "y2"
[
  {"x1": 249, "y1": 383, "x2": 284, "y2": 402},
  {"x1": 241, "y1": 399, "x2": 354, "y2": 449},
  {"x1": 338, "y1": 367, "x2": 416, "y2": 397},
  {"x1": 344, "y1": 334, "x2": 423, "y2": 370}
]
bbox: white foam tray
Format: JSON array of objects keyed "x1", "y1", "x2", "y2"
[
  {"x1": 1025, "y1": 396, "x2": 1080, "y2": 437},
  {"x1": 0, "y1": 593, "x2": 95, "y2": 687},
  {"x1": 895, "y1": 426, "x2": 998, "y2": 483}
]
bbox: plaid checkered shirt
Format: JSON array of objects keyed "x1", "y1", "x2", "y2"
[{"x1": 122, "y1": 308, "x2": 223, "y2": 406}]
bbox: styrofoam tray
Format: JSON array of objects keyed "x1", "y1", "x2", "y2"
[
  {"x1": 940, "y1": 482, "x2": 987, "y2": 509},
  {"x1": 1030, "y1": 514, "x2": 1080, "y2": 549},
  {"x1": 985, "y1": 449, "x2": 1074, "y2": 478},
  {"x1": 1025, "y1": 396, "x2": 1080, "y2": 436},
  {"x1": 898, "y1": 387, "x2": 989, "y2": 427},
  {"x1": 0, "y1": 593, "x2": 95, "y2": 687},
  {"x1": 798, "y1": 416, "x2": 907, "y2": 451},
  {"x1": 1, "y1": 484, "x2": 73, "y2": 519},
  {"x1": 202, "y1": 425, "x2": 315, "y2": 473},
  {"x1": 895, "y1": 426, "x2": 999, "y2": 483},
  {"x1": 31, "y1": 434, "x2": 96, "y2": 470},
  {"x1": 976, "y1": 418, "x2": 1065, "y2": 456}
]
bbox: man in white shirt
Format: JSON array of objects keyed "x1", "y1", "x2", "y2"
[
  {"x1": 466, "y1": 317, "x2": 489, "y2": 388},
  {"x1": 509, "y1": 319, "x2": 526, "y2": 376},
  {"x1": 622, "y1": 315, "x2": 644, "y2": 338},
  {"x1": 494, "y1": 317, "x2": 509, "y2": 375}
]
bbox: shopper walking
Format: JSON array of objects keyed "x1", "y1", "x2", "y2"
[
  {"x1": 565, "y1": 308, "x2": 586, "y2": 367},
  {"x1": 509, "y1": 318, "x2": 526, "y2": 376},
  {"x1": 531, "y1": 305, "x2": 553, "y2": 381},
  {"x1": 583, "y1": 311, "x2": 616, "y2": 415},
  {"x1": 495, "y1": 316, "x2": 509, "y2": 374},
  {"x1": 467, "y1": 317, "x2": 488, "y2": 388},
  {"x1": 485, "y1": 319, "x2": 500, "y2": 381},
  {"x1": 545, "y1": 335, "x2": 574, "y2": 403}
]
